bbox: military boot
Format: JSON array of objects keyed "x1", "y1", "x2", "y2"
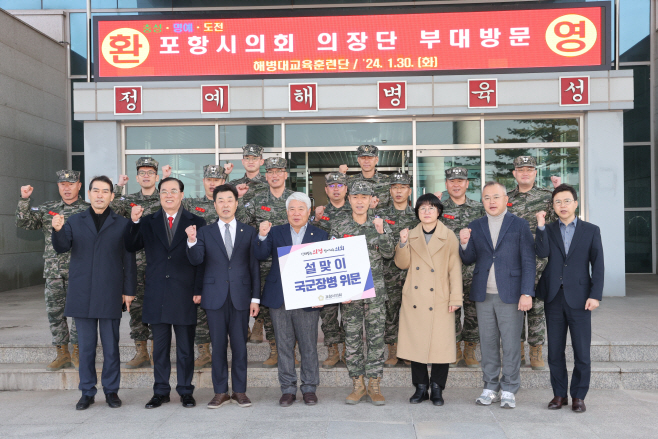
[
  {"x1": 383, "y1": 343, "x2": 399, "y2": 367},
  {"x1": 366, "y1": 377, "x2": 386, "y2": 406},
  {"x1": 124, "y1": 341, "x2": 151, "y2": 369},
  {"x1": 322, "y1": 344, "x2": 340, "y2": 369},
  {"x1": 450, "y1": 342, "x2": 464, "y2": 368},
  {"x1": 341, "y1": 343, "x2": 346, "y2": 363},
  {"x1": 194, "y1": 343, "x2": 212, "y2": 370},
  {"x1": 463, "y1": 342, "x2": 480, "y2": 368},
  {"x1": 72, "y1": 344, "x2": 80, "y2": 371},
  {"x1": 529, "y1": 345, "x2": 546, "y2": 370},
  {"x1": 262, "y1": 340, "x2": 278, "y2": 368},
  {"x1": 249, "y1": 319, "x2": 263, "y2": 344},
  {"x1": 345, "y1": 375, "x2": 366, "y2": 404},
  {"x1": 520, "y1": 341, "x2": 526, "y2": 366},
  {"x1": 47, "y1": 345, "x2": 73, "y2": 371}
]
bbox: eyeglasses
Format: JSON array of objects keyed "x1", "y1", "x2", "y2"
[
  {"x1": 553, "y1": 198, "x2": 574, "y2": 206},
  {"x1": 482, "y1": 195, "x2": 503, "y2": 202},
  {"x1": 137, "y1": 171, "x2": 156, "y2": 176},
  {"x1": 243, "y1": 156, "x2": 261, "y2": 162},
  {"x1": 266, "y1": 169, "x2": 285, "y2": 175},
  {"x1": 328, "y1": 184, "x2": 345, "y2": 189},
  {"x1": 160, "y1": 189, "x2": 180, "y2": 196},
  {"x1": 419, "y1": 206, "x2": 438, "y2": 213}
]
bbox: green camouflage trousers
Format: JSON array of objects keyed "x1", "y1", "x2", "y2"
[
  {"x1": 258, "y1": 267, "x2": 275, "y2": 342},
  {"x1": 320, "y1": 304, "x2": 344, "y2": 346},
  {"x1": 383, "y1": 263, "x2": 405, "y2": 345},
  {"x1": 45, "y1": 277, "x2": 77, "y2": 346},
  {"x1": 520, "y1": 259, "x2": 547, "y2": 346},
  {"x1": 128, "y1": 263, "x2": 151, "y2": 341},
  {"x1": 343, "y1": 294, "x2": 386, "y2": 379},
  {"x1": 455, "y1": 277, "x2": 479, "y2": 343},
  {"x1": 195, "y1": 307, "x2": 210, "y2": 345}
]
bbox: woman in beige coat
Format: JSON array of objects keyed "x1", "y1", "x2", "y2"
[{"x1": 394, "y1": 193, "x2": 463, "y2": 406}]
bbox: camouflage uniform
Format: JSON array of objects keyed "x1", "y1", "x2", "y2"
[
  {"x1": 507, "y1": 156, "x2": 558, "y2": 347},
  {"x1": 228, "y1": 144, "x2": 269, "y2": 204},
  {"x1": 236, "y1": 157, "x2": 293, "y2": 343},
  {"x1": 111, "y1": 157, "x2": 162, "y2": 342},
  {"x1": 439, "y1": 168, "x2": 486, "y2": 344},
  {"x1": 15, "y1": 170, "x2": 89, "y2": 346},
  {"x1": 346, "y1": 145, "x2": 391, "y2": 208},
  {"x1": 329, "y1": 181, "x2": 395, "y2": 379},
  {"x1": 182, "y1": 164, "x2": 226, "y2": 346},
  {"x1": 375, "y1": 173, "x2": 419, "y2": 345}
]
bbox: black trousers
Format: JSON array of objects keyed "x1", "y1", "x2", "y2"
[
  {"x1": 151, "y1": 323, "x2": 196, "y2": 396},
  {"x1": 411, "y1": 361, "x2": 449, "y2": 388}
]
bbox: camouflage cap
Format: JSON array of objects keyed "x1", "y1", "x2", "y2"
[
  {"x1": 242, "y1": 144, "x2": 264, "y2": 157},
  {"x1": 356, "y1": 144, "x2": 379, "y2": 157},
  {"x1": 445, "y1": 167, "x2": 469, "y2": 180},
  {"x1": 325, "y1": 172, "x2": 347, "y2": 186},
  {"x1": 203, "y1": 164, "x2": 226, "y2": 179},
  {"x1": 136, "y1": 156, "x2": 159, "y2": 172},
  {"x1": 513, "y1": 156, "x2": 537, "y2": 168},
  {"x1": 56, "y1": 170, "x2": 80, "y2": 183},
  {"x1": 349, "y1": 180, "x2": 374, "y2": 196},
  {"x1": 264, "y1": 157, "x2": 287, "y2": 170},
  {"x1": 389, "y1": 171, "x2": 411, "y2": 186}
]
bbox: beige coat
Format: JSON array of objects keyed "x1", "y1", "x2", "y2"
[{"x1": 394, "y1": 222, "x2": 463, "y2": 364}]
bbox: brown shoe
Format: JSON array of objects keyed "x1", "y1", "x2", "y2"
[
  {"x1": 231, "y1": 392, "x2": 252, "y2": 408},
  {"x1": 548, "y1": 396, "x2": 569, "y2": 410},
  {"x1": 125, "y1": 340, "x2": 150, "y2": 369},
  {"x1": 279, "y1": 393, "x2": 296, "y2": 407},
  {"x1": 384, "y1": 343, "x2": 399, "y2": 368},
  {"x1": 262, "y1": 340, "x2": 278, "y2": 368},
  {"x1": 249, "y1": 319, "x2": 264, "y2": 344},
  {"x1": 47, "y1": 345, "x2": 73, "y2": 371},
  {"x1": 345, "y1": 375, "x2": 366, "y2": 404},
  {"x1": 366, "y1": 377, "x2": 386, "y2": 406},
  {"x1": 529, "y1": 345, "x2": 546, "y2": 370},
  {"x1": 572, "y1": 398, "x2": 586, "y2": 413},
  {"x1": 303, "y1": 392, "x2": 318, "y2": 406},
  {"x1": 71, "y1": 344, "x2": 80, "y2": 371},
  {"x1": 463, "y1": 342, "x2": 480, "y2": 368},
  {"x1": 207, "y1": 393, "x2": 231, "y2": 409},
  {"x1": 194, "y1": 343, "x2": 212, "y2": 370},
  {"x1": 322, "y1": 344, "x2": 340, "y2": 369},
  {"x1": 450, "y1": 342, "x2": 464, "y2": 368}
]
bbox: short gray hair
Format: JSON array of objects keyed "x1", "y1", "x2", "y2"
[
  {"x1": 286, "y1": 192, "x2": 312, "y2": 210},
  {"x1": 482, "y1": 181, "x2": 507, "y2": 195}
]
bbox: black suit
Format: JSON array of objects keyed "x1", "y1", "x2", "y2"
[
  {"x1": 187, "y1": 219, "x2": 260, "y2": 394},
  {"x1": 535, "y1": 219, "x2": 604, "y2": 400},
  {"x1": 125, "y1": 208, "x2": 206, "y2": 397},
  {"x1": 52, "y1": 208, "x2": 136, "y2": 397}
]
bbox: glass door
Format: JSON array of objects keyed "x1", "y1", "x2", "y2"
[{"x1": 416, "y1": 149, "x2": 482, "y2": 202}]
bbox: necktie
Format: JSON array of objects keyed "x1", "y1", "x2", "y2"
[
  {"x1": 225, "y1": 223, "x2": 233, "y2": 260},
  {"x1": 168, "y1": 216, "x2": 174, "y2": 229}
]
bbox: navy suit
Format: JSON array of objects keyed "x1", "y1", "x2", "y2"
[
  {"x1": 535, "y1": 219, "x2": 604, "y2": 400},
  {"x1": 124, "y1": 208, "x2": 206, "y2": 397},
  {"x1": 187, "y1": 219, "x2": 260, "y2": 394},
  {"x1": 52, "y1": 208, "x2": 136, "y2": 397}
]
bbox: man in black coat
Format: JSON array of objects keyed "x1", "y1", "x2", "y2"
[
  {"x1": 535, "y1": 184, "x2": 604, "y2": 413},
  {"x1": 52, "y1": 175, "x2": 136, "y2": 411},
  {"x1": 125, "y1": 177, "x2": 206, "y2": 409}
]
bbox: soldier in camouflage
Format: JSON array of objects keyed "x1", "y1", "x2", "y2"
[
  {"x1": 311, "y1": 172, "x2": 351, "y2": 368},
  {"x1": 16, "y1": 170, "x2": 89, "y2": 371},
  {"x1": 375, "y1": 172, "x2": 419, "y2": 368},
  {"x1": 439, "y1": 167, "x2": 485, "y2": 369},
  {"x1": 111, "y1": 156, "x2": 170, "y2": 369},
  {"x1": 507, "y1": 155, "x2": 559, "y2": 370},
  {"x1": 229, "y1": 144, "x2": 269, "y2": 206},
  {"x1": 339, "y1": 145, "x2": 391, "y2": 210},
  {"x1": 236, "y1": 157, "x2": 294, "y2": 367},
  {"x1": 329, "y1": 181, "x2": 395, "y2": 406}
]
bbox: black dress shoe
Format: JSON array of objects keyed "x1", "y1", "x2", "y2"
[
  {"x1": 76, "y1": 395, "x2": 94, "y2": 411},
  {"x1": 430, "y1": 382, "x2": 444, "y2": 406},
  {"x1": 572, "y1": 398, "x2": 586, "y2": 413},
  {"x1": 105, "y1": 393, "x2": 122, "y2": 408},
  {"x1": 409, "y1": 384, "x2": 429, "y2": 404},
  {"x1": 145, "y1": 394, "x2": 170, "y2": 409},
  {"x1": 180, "y1": 394, "x2": 196, "y2": 408}
]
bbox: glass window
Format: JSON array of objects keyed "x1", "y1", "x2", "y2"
[
  {"x1": 124, "y1": 153, "x2": 213, "y2": 198},
  {"x1": 285, "y1": 122, "x2": 412, "y2": 148},
  {"x1": 118, "y1": 0, "x2": 172, "y2": 6},
  {"x1": 624, "y1": 145, "x2": 651, "y2": 208},
  {"x1": 485, "y1": 148, "x2": 580, "y2": 195},
  {"x1": 625, "y1": 211, "x2": 652, "y2": 273},
  {"x1": 619, "y1": 0, "x2": 650, "y2": 62},
  {"x1": 417, "y1": 155, "x2": 481, "y2": 202},
  {"x1": 219, "y1": 125, "x2": 281, "y2": 149},
  {"x1": 485, "y1": 119, "x2": 579, "y2": 143},
  {"x1": 72, "y1": 155, "x2": 85, "y2": 188},
  {"x1": 0, "y1": 0, "x2": 41, "y2": 8},
  {"x1": 72, "y1": 121, "x2": 84, "y2": 153},
  {"x1": 417, "y1": 121, "x2": 480, "y2": 145},
  {"x1": 172, "y1": 0, "x2": 289, "y2": 6},
  {"x1": 126, "y1": 126, "x2": 215, "y2": 150},
  {"x1": 622, "y1": 65, "x2": 650, "y2": 143},
  {"x1": 69, "y1": 12, "x2": 87, "y2": 75}
]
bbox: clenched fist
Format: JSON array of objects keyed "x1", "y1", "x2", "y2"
[
  {"x1": 400, "y1": 228, "x2": 409, "y2": 244},
  {"x1": 224, "y1": 162, "x2": 234, "y2": 174},
  {"x1": 338, "y1": 164, "x2": 348, "y2": 174},
  {"x1": 117, "y1": 175, "x2": 129, "y2": 186},
  {"x1": 369, "y1": 196, "x2": 379, "y2": 210},
  {"x1": 52, "y1": 214, "x2": 65, "y2": 232},
  {"x1": 373, "y1": 217, "x2": 384, "y2": 234},
  {"x1": 459, "y1": 228, "x2": 471, "y2": 245},
  {"x1": 550, "y1": 175, "x2": 561, "y2": 188},
  {"x1": 131, "y1": 205, "x2": 144, "y2": 222},
  {"x1": 20, "y1": 185, "x2": 34, "y2": 199},
  {"x1": 162, "y1": 165, "x2": 172, "y2": 179},
  {"x1": 536, "y1": 211, "x2": 546, "y2": 228},
  {"x1": 259, "y1": 221, "x2": 272, "y2": 237},
  {"x1": 315, "y1": 205, "x2": 325, "y2": 219},
  {"x1": 185, "y1": 225, "x2": 197, "y2": 243},
  {"x1": 236, "y1": 184, "x2": 249, "y2": 198},
  {"x1": 433, "y1": 191, "x2": 443, "y2": 200}
]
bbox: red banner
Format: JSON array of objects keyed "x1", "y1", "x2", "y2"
[{"x1": 94, "y1": 4, "x2": 608, "y2": 81}]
